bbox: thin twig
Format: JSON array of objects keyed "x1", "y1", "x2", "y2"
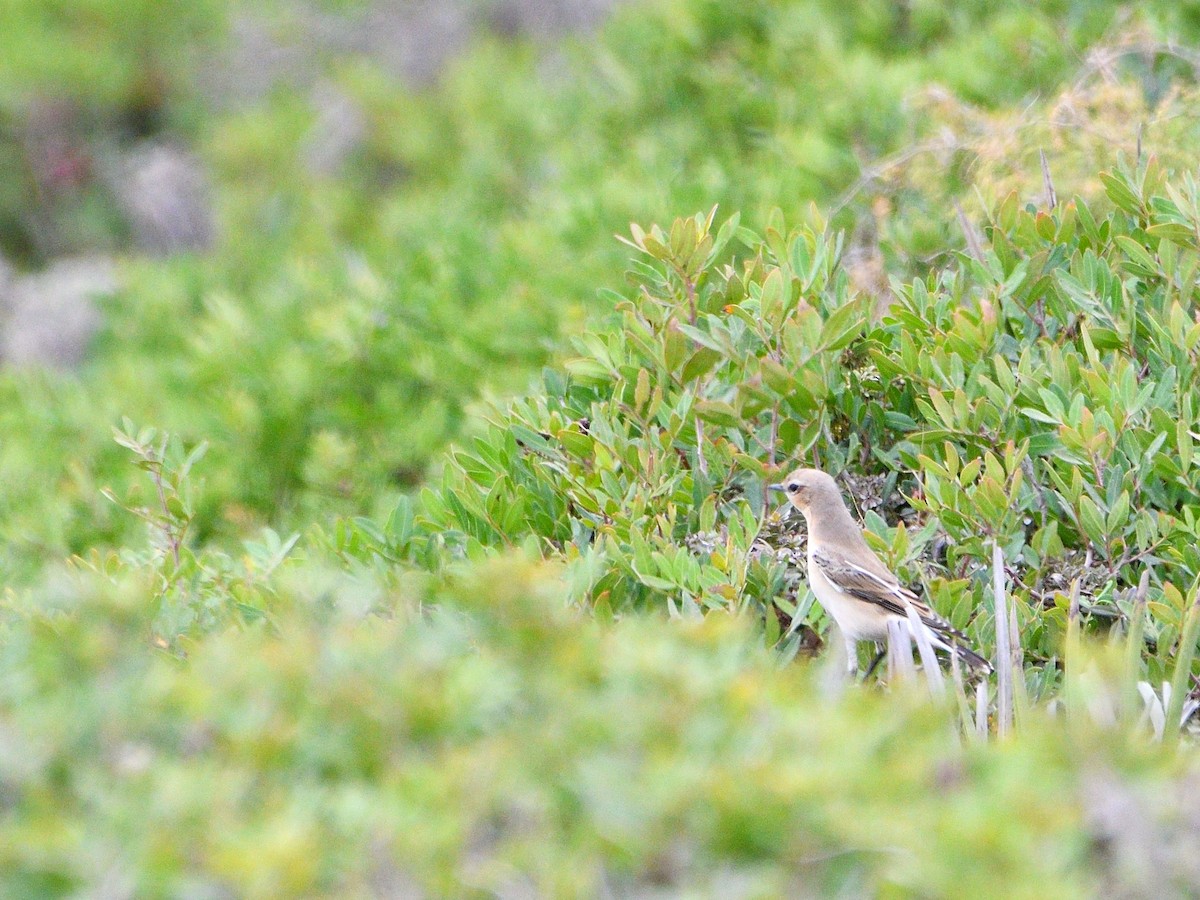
[
  {"x1": 949, "y1": 648, "x2": 972, "y2": 734},
  {"x1": 768, "y1": 402, "x2": 780, "y2": 468},
  {"x1": 151, "y1": 463, "x2": 181, "y2": 568},
  {"x1": 955, "y1": 201, "x2": 986, "y2": 264},
  {"x1": 830, "y1": 133, "x2": 962, "y2": 218},
  {"x1": 1039, "y1": 149, "x2": 1057, "y2": 210},
  {"x1": 828, "y1": 39, "x2": 1198, "y2": 223},
  {"x1": 1124, "y1": 570, "x2": 1150, "y2": 715},
  {"x1": 1021, "y1": 457, "x2": 1050, "y2": 525},
  {"x1": 683, "y1": 274, "x2": 697, "y2": 327}
]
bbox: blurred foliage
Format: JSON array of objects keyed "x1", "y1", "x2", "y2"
[
  {"x1": 0, "y1": 0, "x2": 227, "y2": 113},
  {"x1": 868, "y1": 39, "x2": 1200, "y2": 262},
  {"x1": 3, "y1": 554, "x2": 1199, "y2": 896},
  {"x1": 0, "y1": 0, "x2": 229, "y2": 258}
]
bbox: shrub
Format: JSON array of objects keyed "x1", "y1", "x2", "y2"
[
  {"x1": 2, "y1": 553, "x2": 1198, "y2": 897},
  {"x1": 6, "y1": 0, "x2": 1199, "y2": 580},
  {"x1": 398, "y1": 162, "x2": 1200, "y2": 697}
]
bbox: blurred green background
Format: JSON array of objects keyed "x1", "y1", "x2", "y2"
[{"x1": 4, "y1": 0, "x2": 1200, "y2": 895}]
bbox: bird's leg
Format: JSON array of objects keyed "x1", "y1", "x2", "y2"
[{"x1": 862, "y1": 643, "x2": 887, "y2": 681}]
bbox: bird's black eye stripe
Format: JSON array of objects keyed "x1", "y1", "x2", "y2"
[{"x1": 787, "y1": 482, "x2": 799, "y2": 492}]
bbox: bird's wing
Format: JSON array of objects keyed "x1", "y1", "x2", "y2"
[
  {"x1": 810, "y1": 547, "x2": 965, "y2": 640},
  {"x1": 811, "y1": 546, "x2": 992, "y2": 672}
]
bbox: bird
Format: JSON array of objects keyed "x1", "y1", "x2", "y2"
[{"x1": 771, "y1": 467, "x2": 991, "y2": 678}]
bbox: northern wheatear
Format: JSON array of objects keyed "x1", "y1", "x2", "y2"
[{"x1": 772, "y1": 467, "x2": 991, "y2": 677}]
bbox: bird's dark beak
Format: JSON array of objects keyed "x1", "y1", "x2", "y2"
[{"x1": 768, "y1": 483, "x2": 786, "y2": 493}]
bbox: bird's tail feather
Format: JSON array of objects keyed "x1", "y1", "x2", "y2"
[
  {"x1": 924, "y1": 622, "x2": 993, "y2": 674},
  {"x1": 949, "y1": 641, "x2": 992, "y2": 674}
]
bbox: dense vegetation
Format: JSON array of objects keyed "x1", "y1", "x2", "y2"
[
  {"x1": 5, "y1": 0, "x2": 1200, "y2": 577},
  {"x1": 4, "y1": 0, "x2": 1200, "y2": 895}
]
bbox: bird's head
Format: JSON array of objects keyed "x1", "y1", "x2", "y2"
[{"x1": 769, "y1": 467, "x2": 839, "y2": 514}]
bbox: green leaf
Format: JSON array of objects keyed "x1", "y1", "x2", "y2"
[
  {"x1": 557, "y1": 430, "x2": 594, "y2": 458},
  {"x1": 1099, "y1": 172, "x2": 1142, "y2": 216},
  {"x1": 1021, "y1": 407, "x2": 1061, "y2": 425},
  {"x1": 511, "y1": 424, "x2": 551, "y2": 451},
  {"x1": 636, "y1": 571, "x2": 677, "y2": 591},
  {"x1": 181, "y1": 441, "x2": 209, "y2": 475},
  {"x1": 641, "y1": 234, "x2": 670, "y2": 259},
  {"x1": 820, "y1": 299, "x2": 866, "y2": 350},
  {"x1": 1114, "y1": 235, "x2": 1159, "y2": 276},
  {"x1": 1146, "y1": 222, "x2": 1195, "y2": 248},
  {"x1": 634, "y1": 367, "x2": 650, "y2": 409},
  {"x1": 681, "y1": 347, "x2": 722, "y2": 384},
  {"x1": 998, "y1": 260, "x2": 1028, "y2": 298},
  {"x1": 564, "y1": 357, "x2": 611, "y2": 382},
  {"x1": 1078, "y1": 496, "x2": 1106, "y2": 548},
  {"x1": 387, "y1": 497, "x2": 415, "y2": 543},
  {"x1": 1106, "y1": 491, "x2": 1130, "y2": 535},
  {"x1": 760, "y1": 268, "x2": 787, "y2": 323},
  {"x1": 884, "y1": 411, "x2": 917, "y2": 432},
  {"x1": 694, "y1": 400, "x2": 740, "y2": 428},
  {"x1": 760, "y1": 358, "x2": 796, "y2": 395}
]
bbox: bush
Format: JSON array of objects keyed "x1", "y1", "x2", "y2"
[
  {"x1": 5, "y1": 0, "x2": 1200, "y2": 580},
  {"x1": 397, "y1": 161, "x2": 1200, "y2": 696},
  {"x1": 6, "y1": 4, "x2": 1200, "y2": 894},
  {"x1": 2, "y1": 554, "x2": 1198, "y2": 897},
  {"x1": 5, "y1": 160, "x2": 1200, "y2": 899}
]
